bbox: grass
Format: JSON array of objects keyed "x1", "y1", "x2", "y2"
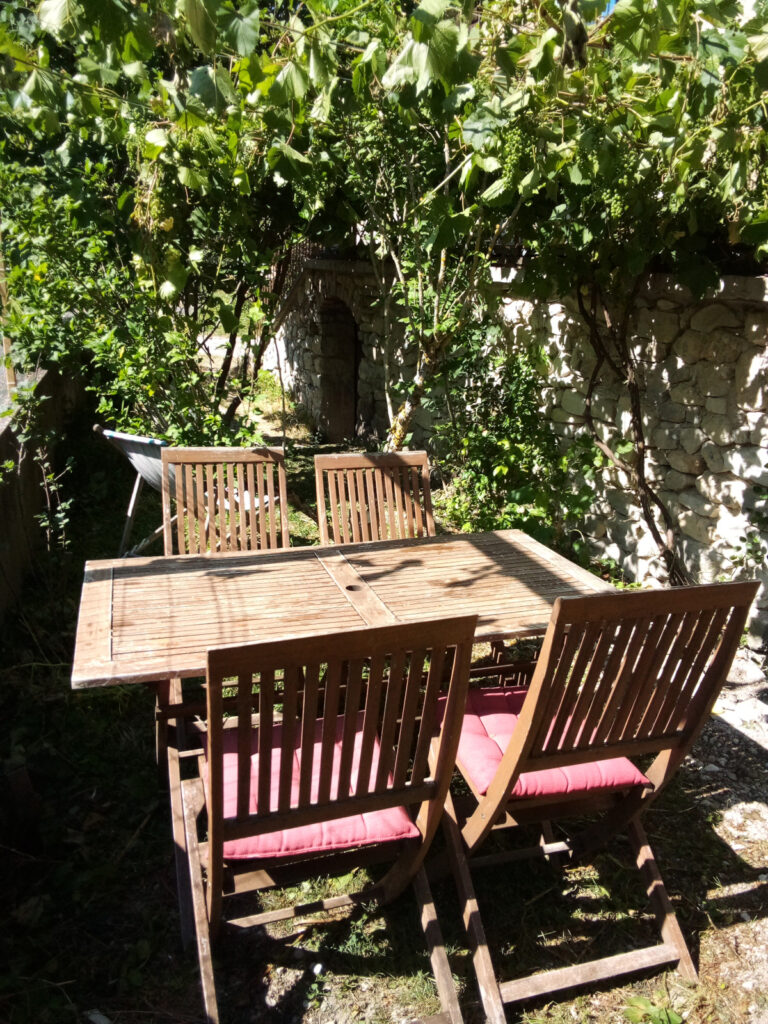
[{"x1": 1, "y1": 401, "x2": 766, "y2": 1024}]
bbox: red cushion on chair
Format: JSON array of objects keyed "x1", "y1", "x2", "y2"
[
  {"x1": 455, "y1": 687, "x2": 650, "y2": 799},
  {"x1": 203, "y1": 713, "x2": 419, "y2": 860}
]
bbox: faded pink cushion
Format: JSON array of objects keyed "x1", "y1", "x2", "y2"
[
  {"x1": 454, "y1": 688, "x2": 649, "y2": 799},
  {"x1": 203, "y1": 712, "x2": 419, "y2": 860}
]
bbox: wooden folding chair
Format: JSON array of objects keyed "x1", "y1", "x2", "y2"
[
  {"x1": 440, "y1": 581, "x2": 758, "y2": 1022},
  {"x1": 181, "y1": 615, "x2": 476, "y2": 1024},
  {"x1": 315, "y1": 451, "x2": 435, "y2": 545},
  {"x1": 161, "y1": 446, "x2": 290, "y2": 555}
]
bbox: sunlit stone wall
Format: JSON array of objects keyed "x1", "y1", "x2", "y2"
[{"x1": 501, "y1": 275, "x2": 768, "y2": 646}]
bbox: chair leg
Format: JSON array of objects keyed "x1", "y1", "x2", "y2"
[
  {"x1": 412, "y1": 865, "x2": 465, "y2": 1024},
  {"x1": 629, "y1": 818, "x2": 697, "y2": 981},
  {"x1": 119, "y1": 472, "x2": 144, "y2": 556},
  {"x1": 442, "y1": 797, "x2": 507, "y2": 1024},
  {"x1": 182, "y1": 778, "x2": 220, "y2": 1024}
]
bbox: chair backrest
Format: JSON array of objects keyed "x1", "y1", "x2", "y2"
[
  {"x1": 94, "y1": 424, "x2": 169, "y2": 493},
  {"x1": 314, "y1": 451, "x2": 435, "y2": 545},
  {"x1": 205, "y1": 615, "x2": 476, "y2": 861},
  {"x1": 161, "y1": 446, "x2": 290, "y2": 555},
  {"x1": 480, "y1": 581, "x2": 758, "y2": 812}
]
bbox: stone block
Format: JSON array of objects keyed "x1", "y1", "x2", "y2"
[
  {"x1": 679, "y1": 426, "x2": 706, "y2": 454},
  {"x1": 606, "y1": 488, "x2": 639, "y2": 518},
  {"x1": 696, "y1": 471, "x2": 749, "y2": 510},
  {"x1": 551, "y1": 407, "x2": 579, "y2": 424},
  {"x1": 701, "y1": 413, "x2": 735, "y2": 446},
  {"x1": 653, "y1": 425, "x2": 680, "y2": 450},
  {"x1": 664, "y1": 362, "x2": 694, "y2": 385},
  {"x1": 677, "y1": 488, "x2": 718, "y2": 517},
  {"x1": 635, "y1": 529, "x2": 661, "y2": 560},
  {"x1": 694, "y1": 363, "x2": 733, "y2": 397},
  {"x1": 666, "y1": 449, "x2": 705, "y2": 474},
  {"x1": 664, "y1": 469, "x2": 698, "y2": 491},
  {"x1": 689, "y1": 303, "x2": 742, "y2": 331},
  {"x1": 561, "y1": 389, "x2": 587, "y2": 415},
  {"x1": 724, "y1": 445, "x2": 768, "y2": 486},
  {"x1": 589, "y1": 392, "x2": 617, "y2": 422},
  {"x1": 635, "y1": 308, "x2": 681, "y2": 346},
  {"x1": 744, "y1": 310, "x2": 768, "y2": 347},
  {"x1": 703, "y1": 329, "x2": 745, "y2": 363},
  {"x1": 679, "y1": 510, "x2": 716, "y2": 544},
  {"x1": 668, "y1": 381, "x2": 701, "y2": 405},
  {"x1": 658, "y1": 400, "x2": 686, "y2": 423},
  {"x1": 714, "y1": 508, "x2": 751, "y2": 545},
  {"x1": 734, "y1": 347, "x2": 768, "y2": 410},
  {"x1": 672, "y1": 330, "x2": 706, "y2": 364},
  {"x1": 701, "y1": 441, "x2": 726, "y2": 473},
  {"x1": 705, "y1": 396, "x2": 728, "y2": 415},
  {"x1": 616, "y1": 398, "x2": 633, "y2": 435}
]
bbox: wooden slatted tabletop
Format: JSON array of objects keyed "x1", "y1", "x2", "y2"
[{"x1": 71, "y1": 529, "x2": 612, "y2": 689}]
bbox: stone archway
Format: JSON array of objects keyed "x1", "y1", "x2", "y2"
[{"x1": 317, "y1": 297, "x2": 360, "y2": 442}]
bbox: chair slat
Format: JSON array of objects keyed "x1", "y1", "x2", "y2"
[
  {"x1": 246, "y1": 462, "x2": 257, "y2": 550},
  {"x1": 298, "y1": 664, "x2": 319, "y2": 807},
  {"x1": 393, "y1": 649, "x2": 426, "y2": 787},
  {"x1": 589, "y1": 616, "x2": 653, "y2": 746},
  {"x1": 532, "y1": 626, "x2": 587, "y2": 752},
  {"x1": 318, "y1": 660, "x2": 343, "y2": 804},
  {"x1": 357, "y1": 653, "x2": 387, "y2": 796},
  {"x1": 278, "y1": 666, "x2": 299, "y2": 813},
  {"x1": 174, "y1": 464, "x2": 186, "y2": 554},
  {"x1": 205, "y1": 464, "x2": 216, "y2": 552},
  {"x1": 236, "y1": 671, "x2": 253, "y2": 820},
  {"x1": 348, "y1": 472, "x2": 362, "y2": 543},
  {"x1": 637, "y1": 610, "x2": 704, "y2": 736},
  {"x1": 257, "y1": 669, "x2": 275, "y2": 814},
  {"x1": 412, "y1": 645, "x2": 447, "y2": 784},
  {"x1": 266, "y1": 463, "x2": 277, "y2": 550},
  {"x1": 619, "y1": 611, "x2": 688, "y2": 740},
  {"x1": 375, "y1": 649, "x2": 407, "y2": 790},
  {"x1": 337, "y1": 658, "x2": 365, "y2": 799}
]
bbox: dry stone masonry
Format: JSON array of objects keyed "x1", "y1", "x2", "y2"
[{"x1": 501, "y1": 275, "x2": 768, "y2": 645}]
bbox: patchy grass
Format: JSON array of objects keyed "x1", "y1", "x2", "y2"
[{"x1": 1, "y1": 406, "x2": 766, "y2": 1024}]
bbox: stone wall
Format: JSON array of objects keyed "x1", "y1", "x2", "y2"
[
  {"x1": 501, "y1": 275, "x2": 768, "y2": 645},
  {"x1": 269, "y1": 259, "x2": 430, "y2": 443}
]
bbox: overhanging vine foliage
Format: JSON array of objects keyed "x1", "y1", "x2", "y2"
[{"x1": 1, "y1": 0, "x2": 766, "y2": 574}]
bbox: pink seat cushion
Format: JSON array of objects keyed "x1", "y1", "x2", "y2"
[
  {"x1": 203, "y1": 713, "x2": 419, "y2": 860},
  {"x1": 455, "y1": 687, "x2": 650, "y2": 799}
]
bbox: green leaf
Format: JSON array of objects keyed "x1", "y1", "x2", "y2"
[
  {"x1": 270, "y1": 60, "x2": 309, "y2": 103},
  {"x1": 524, "y1": 27, "x2": 558, "y2": 79},
  {"x1": 189, "y1": 65, "x2": 236, "y2": 112},
  {"x1": 426, "y1": 20, "x2": 460, "y2": 80},
  {"x1": 177, "y1": 166, "x2": 208, "y2": 190},
  {"x1": 144, "y1": 127, "x2": 169, "y2": 148},
  {"x1": 38, "y1": 0, "x2": 81, "y2": 34},
  {"x1": 218, "y1": 2, "x2": 260, "y2": 56},
  {"x1": 185, "y1": 0, "x2": 217, "y2": 53},
  {"x1": 267, "y1": 139, "x2": 312, "y2": 178},
  {"x1": 739, "y1": 212, "x2": 768, "y2": 246},
  {"x1": 309, "y1": 41, "x2": 331, "y2": 87},
  {"x1": 748, "y1": 33, "x2": 768, "y2": 62}
]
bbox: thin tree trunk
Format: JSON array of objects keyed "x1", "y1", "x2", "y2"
[
  {"x1": 215, "y1": 279, "x2": 249, "y2": 398},
  {"x1": 0, "y1": 230, "x2": 18, "y2": 392}
]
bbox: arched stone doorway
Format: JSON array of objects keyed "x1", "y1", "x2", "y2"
[{"x1": 317, "y1": 297, "x2": 361, "y2": 442}]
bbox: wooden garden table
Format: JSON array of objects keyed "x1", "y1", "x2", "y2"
[
  {"x1": 70, "y1": 528, "x2": 612, "y2": 946},
  {"x1": 71, "y1": 529, "x2": 612, "y2": 690}
]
